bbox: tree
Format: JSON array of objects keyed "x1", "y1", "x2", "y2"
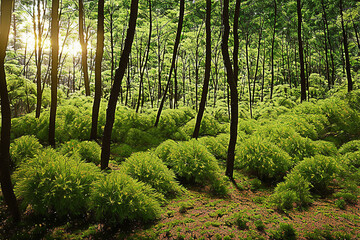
[
  {"x1": 79, "y1": 0, "x2": 90, "y2": 96},
  {"x1": 90, "y1": 0, "x2": 105, "y2": 140},
  {"x1": 49, "y1": 0, "x2": 60, "y2": 147},
  {"x1": 340, "y1": 0, "x2": 352, "y2": 92},
  {"x1": 101, "y1": 0, "x2": 139, "y2": 170},
  {"x1": 154, "y1": 0, "x2": 185, "y2": 127},
  {"x1": 0, "y1": 0, "x2": 21, "y2": 222},
  {"x1": 297, "y1": 0, "x2": 306, "y2": 102},
  {"x1": 192, "y1": 0, "x2": 211, "y2": 139},
  {"x1": 222, "y1": 0, "x2": 239, "y2": 179}
]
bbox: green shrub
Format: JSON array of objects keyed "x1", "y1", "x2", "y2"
[
  {"x1": 270, "y1": 173, "x2": 312, "y2": 210},
  {"x1": 311, "y1": 140, "x2": 337, "y2": 157},
  {"x1": 90, "y1": 171, "x2": 162, "y2": 225},
  {"x1": 121, "y1": 152, "x2": 183, "y2": 196},
  {"x1": 291, "y1": 155, "x2": 343, "y2": 194},
  {"x1": 13, "y1": 148, "x2": 101, "y2": 217},
  {"x1": 339, "y1": 140, "x2": 360, "y2": 168},
  {"x1": 10, "y1": 135, "x2": 42, "y2": 167},
  {"x1": 59, "y1": 140, "x2": 101, "y2": 165},
  {"x1": 111, "y1": 143, "x2": 134, "y2": 162},
  {"x1": 124, "y1": 128, "x2": 160, "y2": 149},
  {"x1": 254, "y1": 219, "x2": 265, "y2": 231},
  {"x1": 269, "y1": 223, "x2": 297, "y2": 240},
  {"x1": 257, "y1": 124, "x2": 315, "y2": 162},
  {"x1": 233, "y1": 212, "x2": 249, "y2": 230},
  {"x1": 198, "y1": 134, "x2": 228, "y2": 160},
  {"x1": 154, "y1": 139, "x2": 178, "y2": 163},
  {"x1": 235, "y1": 136, "x2": 293, "y2": 181},
  {"x1": 167, "y1": 139, "x2": 229, "y2": 195}
]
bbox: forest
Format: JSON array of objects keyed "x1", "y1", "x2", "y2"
[{"x1": 0, "y1": 0, "x2": 360, "y2": 239}]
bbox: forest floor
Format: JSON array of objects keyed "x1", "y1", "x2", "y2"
[{"x1": 1, "y1": 174, "x2": 359, "y2": 240}]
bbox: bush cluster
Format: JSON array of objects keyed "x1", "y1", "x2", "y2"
[
  {"x1": 59, "y1": 140, "x2": 101, "y2": 165},
  {"x1": 10, "y1": 135, "x2": 42, "y2": 167}
]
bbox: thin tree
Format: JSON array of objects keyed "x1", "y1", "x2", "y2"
[
  {"x1": 79, "y1": 0, "x2": 90, "y2": 96},
  {"x1": 90, "y1": 0, "x2": 105, "y2": 140},
  {"x1": 297, "y1": 0, "x2": 306, "y2": 102},
  {"x1": 269, "y1": 0, "x2": 277, "y2": 99},
  {"x1": 101, "y1": 0, "x2": 139, "y2": 170},
  {"x1": 154, "y1": 0, "x2": 184, "y2": 127},
  {"x1": 222, "y1": 0, "x2": 239, "y2": 179},
  {"x1": 339, "y1": 0, "x2": 352, "y2": 92},
  {"x1": 49, "y1": 0, "x2": 60, "y2": 147},
  {"x1": 192, "y1": 0, "x2": 211, "y2": 139},
  {"x1": 0, "y1": 0, "x2": 21, "y2": 223}
]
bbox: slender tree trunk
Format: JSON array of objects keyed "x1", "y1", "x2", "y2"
[
  {"x1": 35, "y1": 0, "x2": 43, "y2": 118},
  {"x1": 297, "y1": 0, "x2": 306, "y2": 102},
  {"x1": 101, "y1": 0, "x2": 138, "y2": 170},
  {"x1": 245, "y1": 34, "x2": 252, "y2": 118},
  {"x1": 0, "y1": 0, "x2": 21, "y2": 223},
  {"x1": 90, "y1": 0, "x2": 105, "y2": 140},
  {"x1": 49, "y1": 0, "x2": 59, "y2": 147},
  {"x1": 353, "y1": 20, "x2": 360, "y2": 52},
  {"x1": 252, "y1": 17, "x2": 263, "y2": 103},
  {"x1": 261, "y1": 44, "x2": 266, "y2": 102},
  {"x1": 270, "y1": 0, "x2": 277, "y2": 99},
  {"x1": 233, "y1": 0, "x2": 241, "y2": 87},
  {"x1": 154, "y1": 0, "x2": 184, "y2": 127},
  {"x1": 340, "y1": 0, "x2": 352, "y2": 92},
  {"x1": 79, "y1": 0, "x2": 90, "y2": 96},
  {"x1": 193, "y1": 0, "x2": 211, "y2": 139},
  {"x1": 136, "y1": 0, "x2": 152, "y2": 113},
  {"x1": 222, "y1": 0, "x2": 239, "y2": 179}
]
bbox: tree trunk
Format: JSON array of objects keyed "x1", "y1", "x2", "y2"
[
  {"x1": 154, "y1": 0, "x2": 184, "y2": 127},
  {"x1": 90, "y1": 0, "x2": 105, "y2": 140},
  {"x1": 340, "y1": 0, "x2": 352, "y2": 92},
  {"x1": 35, "y1": 0, "x2": 43, "y2": 118},
  {"x1": 0, "y1": 0, "x2": 21, "y2": 223},
  {"x1": 297, "y1": 0, "x2": 306, "y2": 102},
  {"x1": 270, "y1": 0, "x2": 277, "y2": 99},
  {"x1": 192, "y1": 0, "x2": 211, "y2": 139},
  {"x1": 49, "y1": 0, "x2": 59, "y2": 147},
  {"x1": 222, "y1": 0, "x2": 239, "y2": 179},
  {"x1": 79, "y1": 0, "x2": 90, "y2": 96},
  {"x1": 101, "y1": 0, "x2": 139, "y2": 170}
]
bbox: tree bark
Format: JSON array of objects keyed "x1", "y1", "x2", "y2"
[
  {"x1": 49, "y1": 0, "x2": 59, "y2": 147},
  {"x1": 192, "y1": 0, "x2": 211, "y2": 139},
  {"x1": 90, "y1": 0, "x2": 105, "y2": 140},
  {"x1": 154, "y1": 0, "x2": 184, "y2": 127},
  {"x1": 0, "y1": 0, "x2": 21, "y2": 223},
  {"x1": 101, "y1": 0, "x2": 139, "y2": 170},
  {"x1": 79, "y1": 0, "x2": 90, "y2": 96},
  {"x1": 340, "y1": 0, "x2": 352, "y2": 92},
  {"x1": 222, "y1": 0, "x2": 239, "y2": 179},
  {"x1": 35, "y1": 0, "x2": 43, "y2": 118},
  {"x1": 297, "y1": 0, "x2": 306, "y2": 102}
]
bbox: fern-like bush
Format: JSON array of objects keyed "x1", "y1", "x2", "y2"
[
  {"x1": 270, "y1": 173, "x2": 312, "y2": 210},
  {"x1": 59, "y1": 140, "x2": 101, "y2": 165},
  {"x1": 121, "y1": 152, "x2": 183, "y2": 196},
  {"x1": 235, "y1": 135, "x2": 293, "y2": 181},
  {"x1": 339, "y1": 140, "x2": 360, "y2": 168},
  {"x1": 154, "y1": 139, "x2": 178, "y2": 163},
  {"x1": 111, "y1": 143, "x2": 134, "y2": 162},
  {"x1": 13, "y1": 148, "x2": 101, "y2": 217},
  {"x1": 10, "y1": 135, "x2": 42, "y2": 167},
  {"x1": 124, "y1": 128, "x2": 161, "y2": 149},
  {"x1": 198, "y1": 134, "x2": 228, "y2": 160},
  {"x1": 166, "y1": 140, "x2": 228, "y2": 195},
  {"x1": 89, "y1": 171, "x2": 162, "y2": 225},
  {"x1": 291, "y1": 155, "x2": 343, "y2": 194}
]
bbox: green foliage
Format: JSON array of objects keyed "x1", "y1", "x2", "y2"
[
  {"x1": 291, "y1": 155, "x2": 342, "y2": 194},
  {"x1": 254, "y1": 219, "x2": 265, "y2": 231},
  {"x1": 233, "y1": 212, "x2": 249, "y2": 230},
  {"x1": 89, "y1": 171, "x2": 162, "y2": 225},
  {"x1": 111, "y1": 143, "x2": 135, "y2": 162},
  {"x1": 124, "y1": 128, "x2": 161, "y2": 149},
  {"x1": 14, "y1": 148, "x2": 101, "y2": 217},
  {"x1": 59, "y1": 140, "x2": 101, "y2": 165},
  {"x1": 235, "y1": 135, "x2": 293, "y2": 181},
  {"x1": 121, "y1": 152, "x2": 183, "y2": 196},
  {"x1": 10, "y1": 135, "x2": 42, "y2": 167},
  {"x1": 269, "y1": 223, "x2": 297, "y2": 240},
  {"x1": 339, "y1": 140, "x2": 360, "y2": 168},
  {"x1": 154, "y1": 139, "x2": 178, "y2": 162},
  {"x1": 198, "y1": 133, "x2": 229, "y2": 160},
  {"x1": 270, "y1": 173, "x2": 313, "y2": 211},
  {"x1": 165, "y1": 139, "x2": 229, "y2": 195}
]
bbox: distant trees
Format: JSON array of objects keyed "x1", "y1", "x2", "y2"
[
  {"x1": 297, "y1": 0, "x2": 307, "y2": 102},
  {"x1": 0, "y1": 0, "x2": 21, "y2": 222},
  {"x1": 79, "y1": 0, "x2": 91, "y2": 96}
]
